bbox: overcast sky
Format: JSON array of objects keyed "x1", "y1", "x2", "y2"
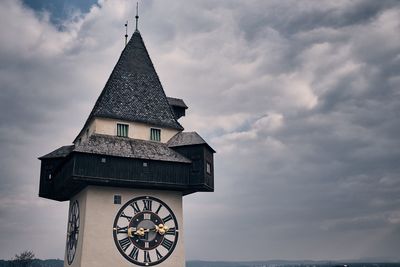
[{"x1": 1, "y1": 0, "x2": 400, "y2": 262}]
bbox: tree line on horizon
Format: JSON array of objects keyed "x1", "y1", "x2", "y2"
[
  {"x1": 0, "y1": 251, "x2": 62, "y2": 267},
  {"x1": 1, "y1": 251, "x2": 399, "y2": 267}
]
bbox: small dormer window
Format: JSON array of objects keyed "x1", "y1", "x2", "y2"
[
  {"x1": 150, "y1": 128, "x2": 161, "y2": 142},
  {"x1": 117, "y1": 123, "x2": 129, "y2": 137}
]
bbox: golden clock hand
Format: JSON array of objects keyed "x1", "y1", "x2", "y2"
[
  {"x1": 127, "y1": 227, "x2": 135, "y2": 237},
  {"x1": 128, "y1": 224, "x2": 170, "y2": 237},
  {"x1": 155, "y1": 224, "x2": 169, "y2": 235},
  {"x1": 132, "y1": 227, "x2": 154, "y2": 236},
  {"x1": 132, "y1": 227, "x2": 146, "y2": 237}
]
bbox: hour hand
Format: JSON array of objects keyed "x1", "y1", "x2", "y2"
[{"x1": 131, "y1": 227, "x2": 150, "y2": 237}]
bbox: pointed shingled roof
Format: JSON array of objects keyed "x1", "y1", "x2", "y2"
[{"x1": 75, "y1": 31, "x2": 183, "y2": 141}]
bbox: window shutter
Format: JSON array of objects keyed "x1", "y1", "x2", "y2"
[
  {"x1": 150, "y1": 128, "x2": 161, "y2": 141},
  {"x1": 117, "y1": 124, "x2": 129, "y2": 137}
]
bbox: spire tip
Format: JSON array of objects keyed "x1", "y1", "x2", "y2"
[
  {"x1": 135, "y1": 2, "x2": 139, "y2": 32},
  {"x1": 124, "y1": 21, "x2": 128, "y2": 46}
]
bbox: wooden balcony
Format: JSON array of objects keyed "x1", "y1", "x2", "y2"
[{"x1": 39, "y1": 151, "x2": 213, "y2": 201}]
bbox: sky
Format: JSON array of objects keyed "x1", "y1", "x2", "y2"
[{"x1": 0, "y1": 0, "x2": 400, "y2": 262}]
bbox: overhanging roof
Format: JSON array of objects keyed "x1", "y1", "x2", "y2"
[
  {"x1": 168, "y1": 132, "x2": 216, "y2": 153},
  {"x1": 41, "y1": 134, "x2": 191, "y2": 164}
]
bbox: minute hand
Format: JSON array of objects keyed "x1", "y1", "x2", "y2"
[{"x1": 155, "y1": 224, "x2": 169, "y2": 235}]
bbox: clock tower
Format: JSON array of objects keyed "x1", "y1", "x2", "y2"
[{"x1": 38, "y1": 25, "x2": 215, "y2": 267}]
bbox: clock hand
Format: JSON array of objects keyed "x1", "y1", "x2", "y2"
[
  {"x1": 130, "y1": 227, "x2": 152, "y2": 237},
  {"x1": 155, "y1": 224, "x2": 169, "y2": 235},
  {"x1": 128, "y1": 227, "x2": 145, "y2": 237},
  {"x1": 129, "y1": 224, "x2": 170, "y2": 237}
]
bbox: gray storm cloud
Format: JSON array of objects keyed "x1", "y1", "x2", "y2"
[{"x1": 0, "y1": 0, "x2": 399, "y2": 261}]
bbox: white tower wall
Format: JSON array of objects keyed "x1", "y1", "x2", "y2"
[{"x1": 64, "y1": 186, "x2": 185, "y2": 267}]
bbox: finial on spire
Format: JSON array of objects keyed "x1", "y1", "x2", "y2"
[
  {"x1": 124, "y1": 21, "x2": 128, "y2": 46},
  {"x1": 135, "y1": 2, "x2": 139, "y2": 32}
]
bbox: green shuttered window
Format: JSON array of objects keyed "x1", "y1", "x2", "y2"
[
  {"x1": 117, "y1": 123, "x2": 129, "y2": 137},
  {"x1": 150, "y1": 128, "x2": 161, "y2": 142}
]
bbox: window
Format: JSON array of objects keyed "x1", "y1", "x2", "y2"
[
  {"x1": 117, "y1": 123, "x2": 129, "y2": 137},
  {"x1": 114, "y1": 195, "x2": 121, "y2": 204},
  {"x1": 150, "y1": 128, "x2": 161, "y2": 142},
  {"x1": 206, "y1": 162, "x2": 212, "y2": 174}
]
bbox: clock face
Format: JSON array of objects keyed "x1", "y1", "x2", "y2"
[
  {"x1": 113, "y1": 196, "x2": 179, "y2": 266},
  {"x1": 66, "y1": 200, "x2": 80, "y2": 265}
]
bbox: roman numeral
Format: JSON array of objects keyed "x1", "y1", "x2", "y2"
[
  {"x1": 73, "y1": 207, "x2": 79, "y2": 216},
  {"x1": 162, "y1": 214, "x2": 173, "y2": 223},
  {"x1": 118, "y1": 237, "x2": 131, "y2": 251},
  {"x1": 155, "y1": 204, "x2": 162, "y2": 214},
  {"x1": 120, "y1": 211, "x2": 132, "y2": 221},
  {"x1": 165, "y1": 227, "x2": 176, "y2": 236},
  {"x1": 129, "y1": 246, "x2": 139, "y2": 260},
  {"x1": 116, "y1": 226, "x2": 128, "y2": 234},
  {"x1": 144, "y1": 250, "x2": 151, "y2": 263},
  {"x1": 156, "y1": 249, "x2": 163, "y2": 260},
  {"x1": 130, "y1": 201, "x2": 141, "y2": 214},
  {"x1": 142, "y1": 199, "x2": 152, "y2": 211},
  {"x1": 161, "y1": 238, "x2": 173, "y2": 251},
  {"x1": 68, "y1": 249, "x2": 74, "y2": 262}
]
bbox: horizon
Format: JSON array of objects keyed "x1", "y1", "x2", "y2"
[
  {"x1": 1, "y1": 257, "x2": 400, "y2": 263},
  {"x1": 1, "y1": 0, "x2": 400, "y2": 262}
]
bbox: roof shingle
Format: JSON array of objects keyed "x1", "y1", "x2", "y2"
[
  {"x1": 168, "y1": 132, "x2": 216, "y2": 152},
  {"x1": 39, "y1": 145, "x2": 74, "y2": 159},
  {"x1": 167, "y1": 97, "x2": 188, "y2": 109},
  {"x1": 74, "y1": 134, "x2": 191, "y2": 163}
]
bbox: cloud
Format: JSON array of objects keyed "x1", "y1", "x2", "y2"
[
  {"x1": 0, "y1": 0, "x2": 400, "y2": 261},
  {"x1": 0, "y1": 0, "x2": 135, "y2": 259}
]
